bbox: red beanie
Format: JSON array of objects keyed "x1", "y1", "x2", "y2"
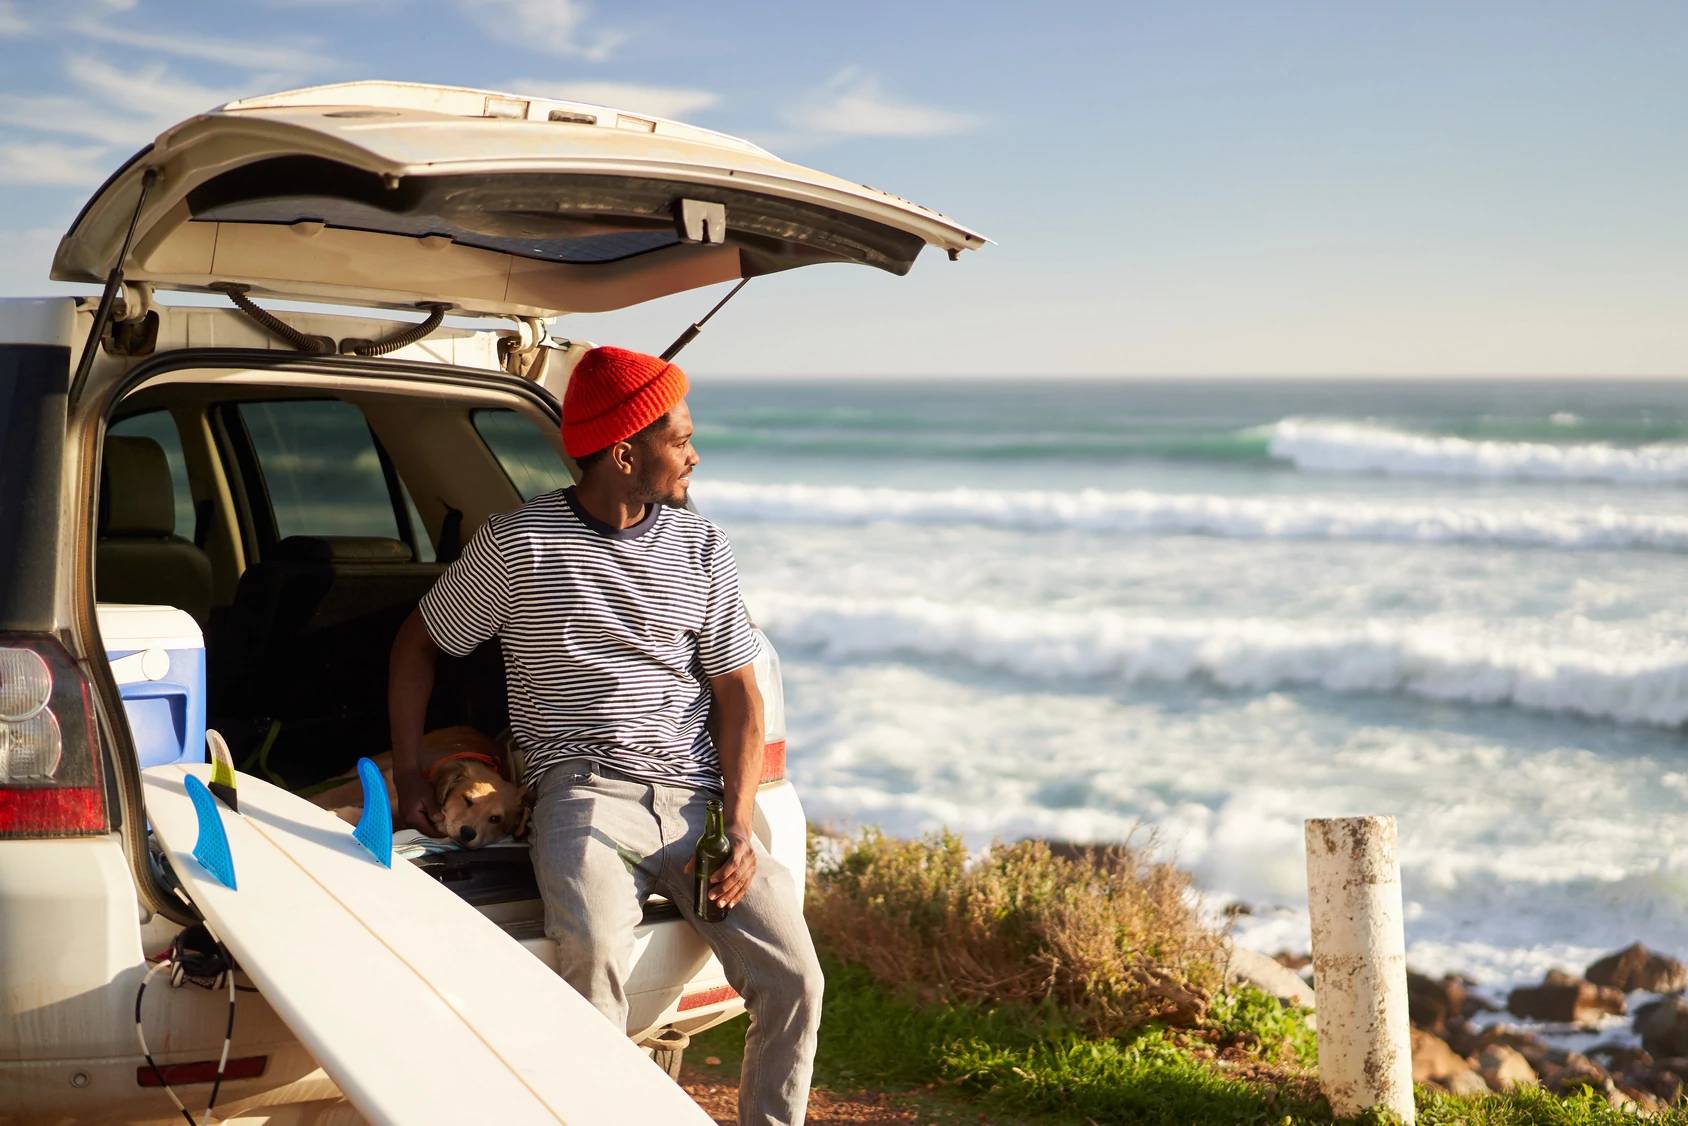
[{"x1": 562, "y1": 346, "x2": 689, "y2": 458}]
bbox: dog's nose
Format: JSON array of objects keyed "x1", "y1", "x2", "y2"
[{"x1": 458, "y1": 826, "x2": 477, "y2": 843}]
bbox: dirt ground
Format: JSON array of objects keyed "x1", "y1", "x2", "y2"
[{"x1": 681, "y1": 1059, "x2": 994, "y2": 1125}]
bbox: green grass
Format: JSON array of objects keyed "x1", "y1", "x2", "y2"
[
  {"x1": 1208, "y1": 980, "x2": 1320, "y2": 1069},
  {"x1": 1413, "y1": 1089, "x2": 1688, "y2": 1125},
  {"x1": 683, "y1": 830, "x2": 1688, "y2": 1122},
  {"x1": 694, "y1": 960, "x2": 1332, "y2": 1125},
  {"x1": 690, "y1": 959, "x2": 1688, "y2": 1124}
]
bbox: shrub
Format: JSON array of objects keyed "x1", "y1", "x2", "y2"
[
  {"x1": 1209, "y1": 983, "x2": 1319, "y2": 1069},
  {"x1": 806, "y1": 829, "x2": 1225, "y2": 1037}
]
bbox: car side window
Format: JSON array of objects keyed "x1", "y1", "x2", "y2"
[
  {"x1": 108, "y1": 410, "x2": 194, "y2": 540},
  {"x1": 473, "y1": 409, "x2": 573, "y2": 501},
  {"x1": 239, "y1": 401, "x2": 402, "y2": 542}
]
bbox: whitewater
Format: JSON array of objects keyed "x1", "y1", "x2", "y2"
[
  {"x1": 688, "y1": 377, "x2": 1688, "y2": 991},
  {"x1": 1267, "y1": 417, "x2": 1688, "y2": 483},
  {"x1": 747, "y1": 594, "x2": 1688, "y2": 730},
  {"x1": 694, "y1": 479, "x2": 1688, "y2": 551}
]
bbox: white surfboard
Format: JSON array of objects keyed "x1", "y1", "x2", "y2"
[{"x1": 142, "y1": 762, "x2": 710, "y2": 1126}]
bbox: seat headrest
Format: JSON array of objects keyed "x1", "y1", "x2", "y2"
[
  {"x1": 100, "y1": 436, "x2": 176, "y2": 537},
  {"x1": 271, "y1": 536, "x2": 415, "y2": 564}
]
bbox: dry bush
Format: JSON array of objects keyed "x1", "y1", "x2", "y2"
[{"x1": 806, "y1": 829, "x2": 1226, "y2": 1037}]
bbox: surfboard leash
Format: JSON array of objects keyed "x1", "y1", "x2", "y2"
[{"x1": 135, "y1": 919, "x2": 239, "y2": 1126}]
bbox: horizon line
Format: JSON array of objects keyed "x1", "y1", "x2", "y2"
[{"x1": 691, "y1": 371, "x2": 1688, "y2": 381}]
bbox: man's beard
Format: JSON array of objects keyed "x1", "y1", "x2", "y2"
[{"x1": 634, "y1": 466, "x2": 688, "y2": 507}]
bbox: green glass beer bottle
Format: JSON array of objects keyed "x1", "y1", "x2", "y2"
[{"x1": 693, "y1": 799, "x2": 732, "y2": 922}]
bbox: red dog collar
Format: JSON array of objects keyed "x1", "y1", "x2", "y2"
[{"x1": 423, "y1": 750, "x2": 505, "y2": 784}]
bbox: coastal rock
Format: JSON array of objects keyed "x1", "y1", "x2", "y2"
[
  {"x1": 1535, "y1": 1049, "x2": 1609, "y2": 1096},
  {"x1": 1273, "y1": 950, "x2": 1311, "y2": 974},
  {"x1": 1640, "y1": 1060, "x2": 1687, "y2": 1103},
  {"x1": 1474, "y1": 1044, "x2": 1537, "y2": 1090},
  {"x1": 1460, "y1": 1025, "x2": 1548, "y2": 1067},
  {"x1": 1619, "y1": 1084, "x2": 1667, "y2": 1113},
  {"x1": 1586, "y1": 943, "x2": 1688, "y2": 995},
  {"x1": 1636, "y1": 998, "x2": 1688, "y2": 1057},
  {"x1": 1410, "y1": 1029, "x2": 1489, "y2": 1096},
  {"x1": 1407, "y1": 970, "x2": 1467, "y2": 1038},
  {"x1": 1596, "y1": 1046, "x2": 1681, "y2": 1105},
  {"x1": 1506, "y1": 969, "x2": 1626, "y2": 1025},
  {"x1": 1589, "y1": 1045, "x2": 1652, "y2": 1073},
  {"x1": 1226, "y1": 945, "x2": 1315, "y2": 1009}
]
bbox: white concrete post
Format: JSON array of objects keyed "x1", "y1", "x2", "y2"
[{"x1": 1305, "y1": 816, "x2": 1414, "y2": 1124}]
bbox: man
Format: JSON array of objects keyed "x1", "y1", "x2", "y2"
[{"x1": 387, "y1": 345, "x2": 823, "y2": 1125}]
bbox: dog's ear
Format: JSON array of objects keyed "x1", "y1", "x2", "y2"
[
  {"x1": 432, "y1": 761, "x2": 470, "y2": 805},
  {"x1": 511, "y1": 783, "x2": 535, "y2": 839}
]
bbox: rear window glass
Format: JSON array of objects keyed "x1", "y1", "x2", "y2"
[
  {"x1": 108, "y1": 410, "x2": 193, "y2": 538},
  {"x1": 182, "y1": 157, "x2": 923, "y2": 275},
  {"x1": 240, "y1": 401, "x2": 401, "y2": 540},
  {"x1": 474, "y1": 410, "x2": 572, "y2": 501}
]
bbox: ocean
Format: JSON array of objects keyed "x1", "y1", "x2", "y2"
[{"x1": 683, "y1": 377, "x2": 1688, "y2": 992}]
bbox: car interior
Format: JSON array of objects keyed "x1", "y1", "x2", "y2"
[
  {"x1": 98, "y1": 375, "x2": 557, "y2": 791},
  {"x1": 97, "y1": 373, "x2": 589, "y2": 910}
]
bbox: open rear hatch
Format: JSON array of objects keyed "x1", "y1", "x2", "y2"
[{"x1": 54, "y1": 80, "x2": 988, "y2": 319}]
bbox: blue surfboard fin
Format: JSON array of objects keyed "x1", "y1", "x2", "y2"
[
  {"x1": 352, "y1": 757, "x2": 393, "y2": 868},
  {"x1": 185, "y1": 774, "x2": 237, "y2": 890}
]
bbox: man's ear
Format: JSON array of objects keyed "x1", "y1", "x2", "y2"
[{"x1": 608, "y1": 439, "x2": 638, "y2": 477}]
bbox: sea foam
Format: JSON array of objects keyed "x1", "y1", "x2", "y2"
[
  {"x1": 754, "y1": 595, "x2": 1688, "y2": 729},
  {"x1": 1267, "y1": 418, "x2": 1688, "y2": 483},
  {"x1": 693, "y1": 480, "x2": 1688, "y2": 551}
]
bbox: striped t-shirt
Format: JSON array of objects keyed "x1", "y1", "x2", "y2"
[{"x1": 417, "y1": 487, "x2": 761, "y2": 790}]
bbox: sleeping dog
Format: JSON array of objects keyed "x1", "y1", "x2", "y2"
[{"x1": 310, "y1": 726, "x2": 531, "y2": 848}]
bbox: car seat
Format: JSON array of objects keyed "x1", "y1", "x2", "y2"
[{"x1": 96, "y1": 436, "x2": 212, "y2": 628}]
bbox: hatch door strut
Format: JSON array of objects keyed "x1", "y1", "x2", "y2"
[
  {"x1": 659, "y1": 278, "x2": 750, "y2": 363},
  {"x1": 69, "y1": 168, "x2": 156, "y2": 404}
]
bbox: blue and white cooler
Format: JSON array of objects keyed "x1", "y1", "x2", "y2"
[{"x1": 96, "y1": 603, "x2": 206, "y2": 768}]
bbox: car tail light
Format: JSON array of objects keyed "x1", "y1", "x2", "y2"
[
  {"x1": 752, "y1": 634, "x2": 787, "y2": 784},
  {"x1": 0, "y1": 634, "x2": 107, "y2": 837},
  {"x1": 677, "y1": 985, "x2": 740, "y2": 1012}
]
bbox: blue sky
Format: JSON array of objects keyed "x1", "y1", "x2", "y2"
[{"x1": 1, "y1": 0, "x2": 1684, "y2": 377}]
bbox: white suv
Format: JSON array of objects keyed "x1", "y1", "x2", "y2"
[{"x1": 0, "y1": 81, "x2": 982, "y2": 1124}]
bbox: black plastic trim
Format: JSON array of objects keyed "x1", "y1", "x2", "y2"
[
  {"x1": 0, "y1": 346, "x2": 72, "y2": 631},
  {"x1": 62, "y1": 145, "x2": 154, "y2": 245}
]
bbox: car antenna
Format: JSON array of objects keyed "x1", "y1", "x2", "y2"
[
  {"x1": 658, "y1": 278, "x2": 750, "y2": 362},
  {"x1": 70, "y1": 167, "x2": 156, "y2": 404}
]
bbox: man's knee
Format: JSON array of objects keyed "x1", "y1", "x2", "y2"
[
  {"x1": 747, "y1": 945, "x2": 825, "y2": 1032},
  {"x1": 547, "y1": 916, "x2": 633, "y2": 1030},
  {"x1": 794, "y1": 954, "x2": 824, "y2": 1034}
]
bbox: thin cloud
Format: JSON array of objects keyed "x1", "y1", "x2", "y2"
[
  {"x1": 68, "y1": 20, "x2": 328, "y2": 75},
  {"x1": 511, "y1": 80, "x2": 719, "y2": 121},
  {"x1": 0, "y1": 141, "x2": 113, "y2": 187},
  {"x1": 64, "y1": 56, "x2": 236, "y2": 122},
  {"x1": 786, "y1": 68, "x2": 978, "y2": 138},
  {"x1": 0, "y1": 1, "x2": 26, "y2": 35},
  {"x1": 0, "y1": 58, "x2": 246, "y2": 150},
  {"x1": 459, "y1": 0, "x2": 625, "y2": 62},
  {"x1": 0, "y1": 228, "x2": 63, "y2": 280},
  {"x1": 0, "y1": 94, "x2": 150, "y2": 147}
]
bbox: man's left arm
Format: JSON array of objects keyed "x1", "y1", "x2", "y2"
[{"x1": 705, "y1": 663, "x2": 764, "y2": 909}]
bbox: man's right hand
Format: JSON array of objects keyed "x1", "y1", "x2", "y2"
[{"x1": 395, "y1": 768, "x2": 444, "y2": 837}]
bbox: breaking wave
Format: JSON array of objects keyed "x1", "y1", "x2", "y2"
[
  {"x1": 693, "y1": 480, "x2": 1688, "y2": 552},
  {"x1": 754, "y1": 595, "x2": 1688, "y2": 729},
  {"x1": 1267, "y1": 418, "x2": 1688, "y2": 484}
]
